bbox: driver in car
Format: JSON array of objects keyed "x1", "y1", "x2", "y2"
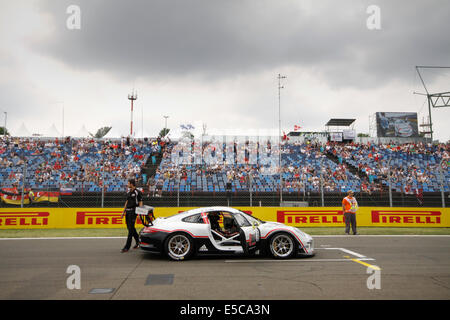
[
  {"x1": 208, "y1": 212, "x2": 223, "y2": 234},
  {"x1": 223, "y1": 216, "x2": 239, "y2": 236}
]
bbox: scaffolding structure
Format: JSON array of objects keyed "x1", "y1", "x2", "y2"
[{"x1": 415, "y1": 66, "x2": 450, "y2": 142}]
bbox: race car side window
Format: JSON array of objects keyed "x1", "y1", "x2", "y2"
[
  {"x1": 233, "y1": 213, "x2": 251, "y2": 227},
  {"x1": 182, "y1": 214, "x2": 204, "y2": 224}
]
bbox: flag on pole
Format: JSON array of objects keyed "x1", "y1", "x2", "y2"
[
  {"x1": 180, "y1": 124, "x2": 195, "y2": 130},
  {"x1": 32, "y1": 191, "x2": 60, "y2": 203},
  {"x1": 0, "y1": 188, "x2": 30, "y2": 205}
]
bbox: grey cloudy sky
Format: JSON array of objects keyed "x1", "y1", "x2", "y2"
[{"x1": 1, "y1": 0, "x2": 449, "y2": 140}]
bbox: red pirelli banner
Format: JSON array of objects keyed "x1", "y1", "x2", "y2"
[{"x1": 0, "y1": 207, "x2": 448, "y2": 229}]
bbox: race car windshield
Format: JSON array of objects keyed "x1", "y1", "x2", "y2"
[{"x1": 239, "y1": 210, "x2": 265, "y2": 224}]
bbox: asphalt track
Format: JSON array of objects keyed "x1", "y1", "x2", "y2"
[{"x1": 0, "y1": 236, "x2": 449, "y2": 300}]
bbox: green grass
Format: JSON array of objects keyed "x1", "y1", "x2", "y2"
[{"x1": 0, "y1": 227, "x2": 449, "y2": 238}]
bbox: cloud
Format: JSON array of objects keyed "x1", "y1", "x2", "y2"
[
  {"x1": 1, "y1": 1, "x2": 449, "y2": 141},
  {"x1": 35, "y1": 0, "x2": 450, "y2": 88}
]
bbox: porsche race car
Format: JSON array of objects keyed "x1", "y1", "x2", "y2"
[
  {"x1": 139, "y1": 206, "x2": 314, "y2": 261},
  {"x1": 393, "y1": 119, "x2": 413, "y2": 137}
]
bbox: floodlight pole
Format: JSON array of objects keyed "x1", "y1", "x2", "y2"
[
  {"x1": 128, "y1": 91, "x2": 138, "y2": 137},
  {"x1": 278, "y1": 74, "x2": 286, "y2": 206},
  {"x1": 427, "y1": 97, "x2": 433, "y2": 142},
  {"x1": 163, "y1": 115, "x2": 169, "y2": 136}
]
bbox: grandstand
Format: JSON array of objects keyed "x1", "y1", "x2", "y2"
[
  {"x1": 0, "y1": 136, "x2": 160, "y2": 193},
  {"x1": 326, "y1": 142, "x2": 449, "y2": 193},
  {"x1": 0, "y1": 135, "x2": 448, "y2": 208},
  {"x1": 154, "y1": 142, "x2": 360, "y2": 193}
]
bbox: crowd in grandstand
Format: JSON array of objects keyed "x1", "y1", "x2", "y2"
[
  {"x1": 145, "y1": 139, "x2": 449, "y2": 195},
  {"x1": 326, "y1": 141, "x2": 449, "y2": 193},
  {"x1": 1, "y1": 134, "x2": 448, "y2": 199},
  {"x1": 148, "y1": 140, "x2": 372, "y2": 194},
  {"x1": 0, "y1": 136, "x2": 166, "y2": 193}
]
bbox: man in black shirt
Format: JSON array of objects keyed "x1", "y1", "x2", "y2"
[{"x1": 121, "y1": 179, "x2": 143, "y2": 253}]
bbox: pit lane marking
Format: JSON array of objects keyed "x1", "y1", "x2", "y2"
[
  {"x1": 318, "y1": 247, "x2": 367, "y2": 258},
  {"x1": 318, "y1": 247, "x2": 380, "y2": 270},
  {"x1": 225, "y1": 247, "x2": 373, "y2": 263},
  {"x1": 343, "y1": 256, "x2": 381, "y2": 271}
]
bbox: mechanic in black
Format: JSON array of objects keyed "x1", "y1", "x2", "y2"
[{"x1": 121, "y1": 179, "x2": 143, "y2": 253}]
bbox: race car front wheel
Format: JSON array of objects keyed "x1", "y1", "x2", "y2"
[
  {"x1": 165, "y1": 232, "x2": 194, "y2": 261},
  {"x1": 268, "y1": 233, "x2": 295, "y2": 259}
]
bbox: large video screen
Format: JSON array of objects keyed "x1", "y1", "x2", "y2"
[{"x1": 376, "y1": 112, "x2": 419, "y2": 137}]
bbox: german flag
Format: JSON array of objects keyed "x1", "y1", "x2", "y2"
[
  {"x1": 32, "y1": 191, "x2": 60, "y2": 203},
  {"x1": 0, "y1": 189, "x2": 30, "y2": 205}
]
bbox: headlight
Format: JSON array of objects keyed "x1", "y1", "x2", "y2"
[{"x1": 304, "y1": 239, "x2": 313, "y2": 251}]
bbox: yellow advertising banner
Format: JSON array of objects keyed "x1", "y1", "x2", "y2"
[{"x1": 0, "y1": 207, "x2": 448, "y2": 230}]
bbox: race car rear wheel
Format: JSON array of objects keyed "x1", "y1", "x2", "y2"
[
  {"x1": 165, "y1": 232, "x2": 194, "y2": 261},
  {"x1": 268, "y1": 233, "x2": 295, "y2": 259}
]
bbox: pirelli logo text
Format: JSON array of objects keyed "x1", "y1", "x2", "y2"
[
  {"x1": 0, "y1": 212, "x2": 49, "y2": 226},
  {"x1": 76, "y1": 211, "x2": 144, "y2": 226},
  {"x1": 76, "y1": 211, "x2": 124, "y2": 225},
  {"x1": 277, "y1": 210, "x2": 344, "y2": 225},
  {"x1": 371, "y1": 210, "x2": 441, "y2": 225}
]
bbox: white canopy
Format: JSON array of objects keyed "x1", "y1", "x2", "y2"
[
  {"x1": 45, "y1": 123, "x2": 61, "y2": 137},
  {"x1": 75, "y1": 124, "x2": 90, "y2": 138},
  {"x1": 104, "y1": 127, "x2": 123, "y2": 139},
  {"x1": 14, "y1": 122, "x2": 32, "y2": 137}
]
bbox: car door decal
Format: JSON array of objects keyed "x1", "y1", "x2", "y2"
[{"x1": 200, "y1": 212, "x2": 209, "y2": 224}]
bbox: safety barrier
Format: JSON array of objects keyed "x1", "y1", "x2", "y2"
[{"x1": 0, "y1": 207, "x2": 449, "y2": 229}]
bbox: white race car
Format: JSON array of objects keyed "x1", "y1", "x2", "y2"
[
  {"x1": 139, "y1": 206, "x2": 314, "y2": 261},
  {"x1": 394, "y1": 119, "x2": 413, "y2": 137}
]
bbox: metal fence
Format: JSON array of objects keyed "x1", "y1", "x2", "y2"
[
  {"x1": 1, "y1": 158, "x2": 448, "y2": 208},
  {"x1": 1, "y1": 189, "x2": 448, "y2": 208}
]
